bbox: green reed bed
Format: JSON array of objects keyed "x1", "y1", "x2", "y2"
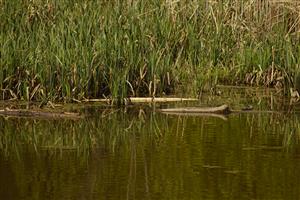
[{"x1": 1, "y1": 0, "x2": 300, "y2": 102}]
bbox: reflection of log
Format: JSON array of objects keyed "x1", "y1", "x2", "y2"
[
  {"x1": 161, "y1": 112, "x2": 228, "y2": 120},
  {"x1": 0, "y1": 108, "x2": 83, "y2": 120},
  {"x1": 159, "y1": 104, "x2": 231, "y2": 115}
]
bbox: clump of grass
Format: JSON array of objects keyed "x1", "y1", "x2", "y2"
[{"x1": 1, "y1": 0, "x2": 300, "y2": 102}]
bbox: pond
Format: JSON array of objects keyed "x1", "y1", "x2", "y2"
[{"x1": 1, "y1": 88, "x2": 300, "y2": 199}]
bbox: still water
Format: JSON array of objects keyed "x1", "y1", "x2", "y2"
[{"x1": 1, "y1": 89, "x2": 300, "y2": 199}]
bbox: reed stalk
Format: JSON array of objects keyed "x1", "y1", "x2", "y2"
[{"x1": 1, "y1": 0, "x2": 299, "y2": 102}]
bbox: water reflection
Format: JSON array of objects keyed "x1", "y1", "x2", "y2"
[{"x1": 1, "y1": 102, "x2": 300, "y2": 199}]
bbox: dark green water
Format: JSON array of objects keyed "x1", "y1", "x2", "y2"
[{"x1": 1, "y1": 90, "x2": 300, "y2": 199}]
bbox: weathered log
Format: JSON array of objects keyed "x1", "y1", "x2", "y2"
[
  {"x1": 83, "y1": 97, "x2": 198, "y2": 103},
  {"x1": 0, "y1": 108, "x2": 83, "y2": 120},
  {"x1": 159, "y1": 104, "x2": 231, "y2": 115},
  {"x1": 159, "y1": 104, "x2": 283, "y2": 118}
]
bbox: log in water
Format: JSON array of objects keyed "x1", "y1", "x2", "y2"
[
  {"x1": 83, "y1": 97, "x2": 198, "y2": 103},
  {"x1": 0, "y1": 108, "x2": 83, "y2": 120}
]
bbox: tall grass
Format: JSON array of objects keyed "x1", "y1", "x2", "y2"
[{"x1": 1, "y1": 0, "x2": 300, "y2": 102}]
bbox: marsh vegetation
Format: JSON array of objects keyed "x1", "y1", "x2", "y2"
[
  {"x1": 1, "y1": 0, "x2": 300, "y2": 102},
  {"x1": 2, "y1": 1, "x2": 300, "y2": 198}
]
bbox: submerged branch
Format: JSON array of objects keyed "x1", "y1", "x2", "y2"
[{"x1": 0, "y1": 108, "x2": 83, "y2": 120}]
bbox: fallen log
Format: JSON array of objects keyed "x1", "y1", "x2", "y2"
[
  {"x1": 83, "y1": 97, "x2": 198, "y2": 103},
  {"x1": 159, "y1": 104, "x2": 231, "y2": 115},
  {"x1": 0, "y1": 108, "x2": 83, "y2": 120},
  {"x1": 159, "y1": 104, "x2": 282, "y2": 117}
]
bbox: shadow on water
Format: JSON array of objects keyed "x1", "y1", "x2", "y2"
[{"x1": 1, "y1": 89, "x2": 300, "y2": 199}]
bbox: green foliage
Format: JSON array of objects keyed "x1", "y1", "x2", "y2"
[{"x1": 1, "y1": 0, "x2": 300, "y2": 102}]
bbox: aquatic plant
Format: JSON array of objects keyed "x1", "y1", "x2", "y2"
[{"x1": 1, "y1": 0, "x2": 299, "y2": 102}]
